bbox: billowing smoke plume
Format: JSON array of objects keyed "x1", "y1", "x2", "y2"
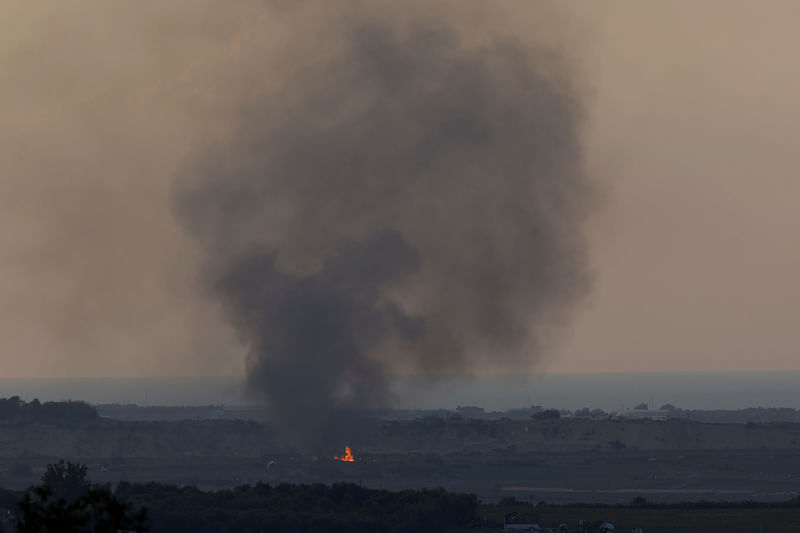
[{"x1": 175, "y1": 3, "x2": 594, "y2": 451}]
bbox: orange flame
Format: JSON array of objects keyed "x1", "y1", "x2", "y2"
[{"x1": 334, "y1": 446, "x2": 355, "y2": 462}]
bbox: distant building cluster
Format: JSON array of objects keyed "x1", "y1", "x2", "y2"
[
  {"x1": 385, "y1": 403, "x2": 678, "y2": 422},
  {"x1": 612, "y1": 409, "x2": 669, "y2": 421}
]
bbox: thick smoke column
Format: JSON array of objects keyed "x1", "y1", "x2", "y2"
[
  {"x1": 217, "y1": 231, "x2": 424, "y2": 446},
  {"x1": 176, "y1": 3, "x2": 594, "y2": 450}
]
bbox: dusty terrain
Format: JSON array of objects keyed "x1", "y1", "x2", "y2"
[{"x1": 1, "y1": 417, "x2": 799, "y2": 503}]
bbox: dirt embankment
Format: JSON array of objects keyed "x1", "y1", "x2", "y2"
[
  {"x1": 1, "y1": 417, "x2": 800, "y2": 459},
  {"x1": 367, "y1": 418, "x2": 800, "y2": 454},
  {"x1": 0, "y1": 418, "x2": 279, "y2": 458}
]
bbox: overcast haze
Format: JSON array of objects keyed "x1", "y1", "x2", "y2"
[{"x1": 1, "y1": 1, "x2": 799, "y2": 378}]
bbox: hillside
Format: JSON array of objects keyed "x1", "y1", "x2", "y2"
[{"x1": 1, "y1": 416, "x2": 800, "y2": 459}]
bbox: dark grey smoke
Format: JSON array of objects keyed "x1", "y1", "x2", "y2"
[
  {"x1": 218, "y1": 230, "x2": 423, "y2": 447},
  {"x1": 175, "y1": 5, "x2": 594, "y2": 451}
]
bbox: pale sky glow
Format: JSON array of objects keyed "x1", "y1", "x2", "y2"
[{"x1": 550, "y1": 1, "x2": 800, "y2": 372}]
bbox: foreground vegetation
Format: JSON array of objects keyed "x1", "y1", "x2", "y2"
[
  {"x1": 1, "y1": 461, "x2": 478, "y2": 532},
  {"x1": 6, "y1": 460, "x2": 800, "y2": 532}
]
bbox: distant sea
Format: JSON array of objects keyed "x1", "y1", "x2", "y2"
[{"x1": 0, "y1": 372, "x2": 798, "y2": 411}]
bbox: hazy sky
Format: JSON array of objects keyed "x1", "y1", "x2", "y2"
[
  {"x1": 549, "y1": 1, "x2": 800, "y2": 373},
  {"x1": 1, "y1": 2, "x2": 798, "y2": 377}
]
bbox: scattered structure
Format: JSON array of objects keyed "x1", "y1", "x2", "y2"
[{"x1": 613, "y1": 409, "x2": 668, "y2": 421}]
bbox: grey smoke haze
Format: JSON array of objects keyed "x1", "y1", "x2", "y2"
[{"x1": 175, "y1": 3, "x2": 594, "y2": 450}]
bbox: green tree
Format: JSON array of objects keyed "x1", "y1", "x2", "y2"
[
  {"x1": 17, "y1": 486, "x2": 147, "y2": 533},
  {"x1": 631, "y1": 496, "x2": 648, "y2": 506},
  {"x1": 532, "y1": 409, "x2": 560, "y2": 421},
  {"x1": 40, "y1": 460, "x2": 90, "y2": 503}
]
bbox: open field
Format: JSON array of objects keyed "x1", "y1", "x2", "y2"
[
  {"x1": 482, "y1": 505, "x2": 800, "y2": 533},
  {"x1": 1, "y1": 449, "x2": 799, "y2": 504},
  {"x1": 2, "y1": 414, "x2": 800, "y2": 504}
]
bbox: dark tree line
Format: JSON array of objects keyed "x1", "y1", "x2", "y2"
[
  {"x1": 0, "y1": 397, "x2": 98, "y2": 425},
  {"x1": 13, "y1": 459, "x2": 800, "y2": 533},
  {"x1": 116, "y1": 481, "x2": 478, "y2": 533},
  {"x1": 6, "y1": 460, "x2": 477, "y2": 533}
]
